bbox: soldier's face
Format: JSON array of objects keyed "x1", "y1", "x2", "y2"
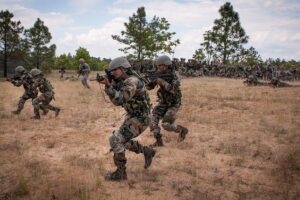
[
  {"x1": 157, "y1": 65, "x2": 167, "y2": 73},
  {"x1": 112, "y1": 67, "x2": 123, "y2": 79}
]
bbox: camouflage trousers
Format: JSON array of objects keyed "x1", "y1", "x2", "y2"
[
  {"x1": 80, "y1": 73, "x2": 90, "y2": 89},
  {"x1": 150, "y1": 104, "x2": 183, "y2": 138},
  {"x1": 109, "y1": 114, "x2": 150, "y2": 154},
  {"x1": 32, "y1": 93, "x2": 59, "y2": 117},
  {"x1": 15, "y1": 92, "x2": 38, "y2": 113}
]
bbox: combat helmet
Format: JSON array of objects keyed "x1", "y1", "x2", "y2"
[
  {"x1": 79, "y1": 58, "x2": 85, "y2": 63},
  {"x1": 15, "y1": 66, "x2": 26, "y2": 74},
  {"x1": 29, "y1": 68, "x2": 42, "y2": 77},
  {"x1": 155, "y1": 55, "x2": 172, "y2": 66},
  {"x1": 108, "y1": 57, "x2": 131, "y2": 71}
]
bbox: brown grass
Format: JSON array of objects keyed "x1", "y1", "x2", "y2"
[{"x1": 0, "y1": 74, "x2": 299, "y2": 200}]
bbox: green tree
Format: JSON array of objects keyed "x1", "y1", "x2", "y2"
[
  {"x1": 0, "y1": 10, "x2": 24, "y2": 77},
  {"x1": 242, "y1": 47, "x2": 262, "y2": 66},
  {"x1": 112, "y1": 7, "x2": 179, "y2": 61},
  {"x1": 201, "y1": 2, "x2": 249, "y2": 64},
  {"x1": 192, "y1": 48, "x2": 205, "y2": 62},
  {"x1": 55, "y1": 53, "x2": 71, "y2": 70},
  {"x1": 24, "y1": 18, "x2": 55, "y2": 70}
]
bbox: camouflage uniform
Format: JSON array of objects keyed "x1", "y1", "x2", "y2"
[
  {"x1": 30, "y1": 69, "x2": 60, "y2": 119},
  {"x1": 78, "y1": 58, "x2": 91, "y2": 89},
  {"x1": 9, "y1": 66, "x2": 39, "y2": 114},
  {"x1": 59, "y1": 66, "x2": 65, "y2": 79},
  {"x1": 269, "y1": 77, "x2": 289, "y2": 87},
  {"x1": 103, "y1": 57, "x2": 155, "y2": 181},
  {"x1": 146, "y1": 55, "x2": 188, "y2": 147},
  {"x1": 244, "y1": 75, "x2": 259, "y2": 86}
]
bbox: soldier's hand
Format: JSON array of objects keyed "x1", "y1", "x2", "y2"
[
  {"x1": 98, "y1": 77, "x2": 110, "y2": 87},
  {"x1": 155, "y1": 78, "x2": 164, "y2": 85}
]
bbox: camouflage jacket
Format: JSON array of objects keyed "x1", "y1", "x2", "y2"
[
  {"x1": 33, "y1": 77, "x2": 54, "y2": 97},
  {"x1": 10, "y1": 72, "x2": 38, "y2": 97},
  {"x1": 105, "y1": 75, "x2": 150, "y2": 117},
  {"x1": 78, "y1": 63, "x2": 90, "y2": 75},
  {"x1": 146, "y1": 73, "x2": 182, "y2": 107}
]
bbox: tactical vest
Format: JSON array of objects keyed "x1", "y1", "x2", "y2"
[
  {"x1": 157, "y1": 79, "x2": 182, "y2": 107},
  {"x1": 118, "y1": 78, "x2": 151, "y2": 116},
  {"x1": 22, "y1": 73, "x2": 38, "y2": 96},
  {"x1": 38, "y1": 78, "x2": 54, "y2": 94}
]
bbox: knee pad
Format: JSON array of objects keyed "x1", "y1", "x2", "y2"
[
  {"x1": 162, "y1": 122, "x2": 177, "y2": 131},
  {"x1": 109, "y1": 131, "x2": 125, "y2": 154}
]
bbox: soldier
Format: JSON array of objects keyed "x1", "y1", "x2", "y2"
[
  {"x1": 29, "y1": 69, "x2": 60, "y2": 119},
  {"x1": 269, "y1": 77, "x2": 290, "y2": 87},
  {"x1": 59, "y1": 66, "x2": 66, "y2": 79},
  {"x1": 98, "y1": 57, "x2": 156, "y2": 181},
  {"x1": 78, "y1": 58, "x2": 91, "y2": 89},
  {"x1": 146, "y1": 55, "x2": 188, "y2": 147},
  {"x1": 8, "y1": 66, "x2": 48, "y2": 115},
  {"x1": 244, "y1": 75, "x2": 259, "y2": 86}
]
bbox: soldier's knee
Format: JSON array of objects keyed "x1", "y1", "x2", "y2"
[
  {"x1": 162, "y1": 122, "x2": 177, "y2": 131},
  {"x1": 109, "y1": 131, "x2": 125, "y2": 154},
  {"x1": 32, "y1": 98, "x2": 39, "y2": 106}
]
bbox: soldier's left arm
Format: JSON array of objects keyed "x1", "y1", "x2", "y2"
[
  {"x1": 105, "y1": 77, "x2": 137, "y2": 106},
  {"x1": 159, "y1": 79, "x2": 180, "y2": 93}
]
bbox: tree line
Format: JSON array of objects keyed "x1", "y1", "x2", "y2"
[{"x1": 1, "y1": 2, "x2": 300, "y2": 77}]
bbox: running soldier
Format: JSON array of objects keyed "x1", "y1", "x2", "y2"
[
  {"x1": 78, "y1": 58, "x2": 91, "y2": 89},
  {"x1": 146, "y1": 55, "x2": 188, "y2": 147},
  {"x1": 98, "y1": 57, "x2": 155, "y2": 181},
  {"x1": 29, "y1": 69, "x2": 60, "y2": 119},
  {"x1": 8, "y1": 66, "x2": 47, "y2": 115}
]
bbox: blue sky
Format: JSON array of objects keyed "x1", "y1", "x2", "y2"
[{"x1": 1, "y1": 0, "x2": 300, "y2": 60}]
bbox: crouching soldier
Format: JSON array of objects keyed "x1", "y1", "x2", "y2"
[
  {"x1": 146, "y1": 55, "x2": 188, "y2": 147},
  {"x1": 29, "y1": 69, "x2": 60, "y2": 119},
  {"x1": 8, "y1": 66, "x2": 47, "y2": 115},
  {"x1": 98, "y1": 57, "x2": 155, "y2": 181}
]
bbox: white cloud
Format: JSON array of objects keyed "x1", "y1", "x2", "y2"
[
  {"x1": 56, "y1": 17, "x2": 127, "y2": 58},
  {"x1": 108, "y1": 0, "x2": 300, "y2": 60},
  {"x1": 1, "y1": 0, "x2": 300, "y2": 60},
  {"x1": 1, "y1": 3, "x2": 74, "y2": 31}
]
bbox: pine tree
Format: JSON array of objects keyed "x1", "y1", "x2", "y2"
[{"x1": 0, "y1": 10, "x2": 24, "y2": 77}]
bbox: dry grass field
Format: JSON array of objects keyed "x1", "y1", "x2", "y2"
[{"x1": 0, "y1": 71, "x2": 299, "y2": 200}]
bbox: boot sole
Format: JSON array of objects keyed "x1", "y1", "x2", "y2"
[{"x1": 144, "y1": 150, "x2": 156, "y2": 169}]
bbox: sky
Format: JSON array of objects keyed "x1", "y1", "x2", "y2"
[{"x1": 1, "y1": 0, "x2": 300, "y2": 60}]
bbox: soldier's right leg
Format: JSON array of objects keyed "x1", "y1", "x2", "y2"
[
  {"x1": 12, "y1": 94, "x2": 30, "y2": 114},
  {"x1": 83, "y1": 74, "x2": 90, "y2": 89},
  {"x1": 31, "y1": 96, "x2": 43, "y2": 119},
  {"x1": 105, "y1": 131, "x2": 127, "y2": 181},
  {"x1": 41, "y1": 96, "x2": 60, "y2": 117},
  {"x1": 149, "y1": 104, "x2": 167, "y2": 147},
  {"x1": 120, "y1": 117, "x2": 155, "y2": 169}
]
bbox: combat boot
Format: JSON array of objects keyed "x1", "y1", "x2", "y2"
[
  {"x1": 177, "y1": 125, "x2": 188, "y2": 142},
  {"x1": 105, "y1": 166, "x2": 127, "y2": 181},
  {"x1": 31, "y1": 115, "x2": 41, "y2": 120},
  {"x1": 150, "y1": 136, "x2": 164, "y2": 148},
  {"x1": 41, "y1": 109, "x2": 48, "y2": 115},
  {"x1": 143, "y1": 146, "x2": 156, "y2": 169},
  {"x1": 12, "y1": 110, "x2": 20, "y2": 115},
  {"x1": 55, "y1": 108, "x2": 60, "y2": 117},
  {"x1": 105, "y1": 152, "x2": 127, "y2": 181}
]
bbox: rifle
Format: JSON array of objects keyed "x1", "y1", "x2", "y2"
[
  {"x1": 89, "y1": 69, "x2": 114, "y2": 83},
  {"x1": 145, "y1": 70, "x2": 174, "y2": 83}
]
